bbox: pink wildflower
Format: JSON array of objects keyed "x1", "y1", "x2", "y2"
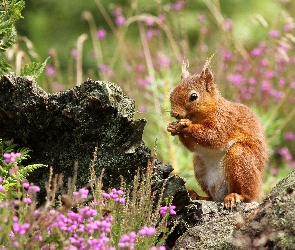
[
  {"x1": 116, "y1": 16, "x2": 126, "y2": 26},
  {"x1": 96, "y1": 29, "x2": 107, "y2": 39},
  {"x1": 284, "y1": 132, "x2": 295, "y2": 141},
  {"x1": 171, "y1": 1, "x2": 185, "y2": 11},
  {"x1": 269, "y1": 30, "x2": 281, "y2": 38}
]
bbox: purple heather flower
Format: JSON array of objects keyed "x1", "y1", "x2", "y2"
[
  {"x1": 102, "y1": 192, "x2": 111, "y2": 199},
  {"x1": 48, "y1": 49, "x2": 56, "y2": 58},
  {"x1": 0, "y1": 201, "x2": 9, "y2": 208},
  {"x1": 277, "y1": 147, "x2": 293, "y2": 162},
  {"x1": 115, "y1": 16, "x2": 126, "y2": 26},
  {"x1": 118, "y1": 232, "x2": 136, "y2": 249},
  {"x1": 169, "y1": 205, "x2": 177, "y2": 215},
  {"x1": 96, "y1": 29, "x2": 107, "y2": 39},
  {"x1": 138, "y1": 105, "x2": 146, "y2": 112},
  {"x1": 278, "y1": 42, "x2": 290, "y2": 52},
  {"x1": 260, "y1": 80, "x2": 272, "y2": 93},
  {"x1": 200, "y1": 27, "x2": 208, "y2": 34},
  {"x1": 65, "y1": 246, "x2": 78, "y2": 250},
  {"x1": 260, "y1": 58, "x2": 269, "y2": 67},
  {"x1": 49, "y1": 209, "x2": 56, "y2": 215},
  {"x1": 34, "y1": 210, "x2": 40, "y2": 217},
  {"x1": 284, "y1": 132, "x2": 295, "y2": 141},
  {"x1": 145, "y1": 15, "x2": 155, "y2": 26},
  {"x1": 268, "y1": 30, "x2": 281, "y2": 38},
  {"x1": 264, "y1": 70, "x2": 276, "y2": 79},
  {"x1": 171, "y1": 1, "x2": 185, "y2": 11},
  {"x1": 12, "y1": 241, "x2": 19, "y2": 247},
  {"x1": 157, "y1": 53, "x2": 171, "y2": 68},
  {"x1": 112, "y1": 8, "x2": 122, "y2": 17},
  {"x1": 278, "y1": 78, "x2": 286, "y2": 87},
  {"x1": 146, "y1": 29, "x2": 160, "y2": 39},
  {"x1": 159, "y1": 206, "x2": 168, "y2": 216},
  {"x1": 248, "y1": 77, "x2": 256, "y2": 85},
  {"x1": 99, "y1": 64, "x2": 109, "y2": 72},
  {"x1": 3, "y1": 152, "x2": 21, "y2": 163},
  {"x1": 197, "y1": 14, "x2": 206, "y2": 22},
  {"x1": 9, "y1": 165, "x2": 18, "y2": 175},
  {"x1": 137, "y1": 77, "x2": 150, "y2": 88},
  {"x1": 0, "y1": 186, "x2": 5, "y2": 193},
  {"x1": 23, "y1": 182, "x2": 30, "y2": 189},
  {"x1": 28, "y1": 185, "x2": 40, "y2": 192},
  {"x1": 80, "y1": 206, "x2": 97, "y2": 218},
  {"x1": 158, "y1": 14, "x2": 166, "y2": 23},
  {"x1": 223, "y1": 19, "x2": 233, "y2": 31},
  {"x1": 159, "y1": 205, "x2": 176, "y2": 216},
  {"x1": 284, "y1": 24, "x2": 293, "y2": 32},
  {"x1": 71, "y1": 49, "x2": 77, "y2": 58},
  {"x1": 223, "y1": 51, "x2": 232, "y2": 61},
  {"x1": 150, "y1": 247, "x2": 166, "y2": 250},
  {"x1": 136, "y1": 64, "x2": 145, "y2": 72},
  {"x1": 227, "y1": 73, "x2": 243, "y2": 86},
  {"x1": 46, "y1": 64, "x2": 56, "y2": 76},
  {"x1": 272, "y1": 90, "x2": 285, "y2": 102},
  {"x1": 200, "y1": 44, "x2": 208, "y2": 52},
  {"x1": 138, "y1": 226, "x2": 156, "y2": 236},
  {"x1": 271, "y1": 168, "x2": 279, "y2": 175},
  {"x1": 23, "y1": 197, "x2": 32, "y2": 204},
  {"x1": 13, "y1": 222, "x2": 30, "y2": 235},
  {"x1": 103, "y1": 189, "x2": 125, "y2": 204},
  {"x1": 73, "y1": 188, "x2": 89, "y2": 199},
  {"x1": 250, "y1": 48, "x2": 262, "y2": 57}
]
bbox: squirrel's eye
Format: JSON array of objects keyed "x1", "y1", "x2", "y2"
[{"x1": 189, "y1": 93, "x2": 198, "y2": 102}]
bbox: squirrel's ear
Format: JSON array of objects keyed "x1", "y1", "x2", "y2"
[
  {"x1": 181, "y1": 59, "x2": 190, "y2": 79},
  {"x1": 200, "y1": 67, "x2": 215, "y2": 93}
]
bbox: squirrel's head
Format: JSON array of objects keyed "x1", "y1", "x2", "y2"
[{"x1": 170, "y1": 60, "x2": 220, "y2": 123}]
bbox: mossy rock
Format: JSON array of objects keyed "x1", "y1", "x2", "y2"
[{"x1": 0, "y1": 73, "x2": 150, "y2": 199}]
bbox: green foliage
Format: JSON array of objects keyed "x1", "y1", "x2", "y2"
[
  {"x1": 0, "y1": 58, "x2": 11, "y2": 75},
  {"x1": 20, "y1": 56, "x2": 49, "y2": 78},
  {"x1": 0, "y1": 0, "x2": 48, "y2": 78},
  {"x1": 0, "y1": 0, "x2": 25, "y2": 76},
  {"x1": 0, "y1": 139, "x2": 46, "y2": 197}
]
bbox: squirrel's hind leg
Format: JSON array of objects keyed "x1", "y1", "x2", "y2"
[{"x1": 224, "y1": 142, "x2": 263, "y2": 209}]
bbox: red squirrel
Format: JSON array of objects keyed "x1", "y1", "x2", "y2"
[{"x1": 167, "y1": 59, "x2": 268, "y2": 208}]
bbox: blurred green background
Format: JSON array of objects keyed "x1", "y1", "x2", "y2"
[{"x1": 17, "y1": 0, "x2": 283, "y2": 75}]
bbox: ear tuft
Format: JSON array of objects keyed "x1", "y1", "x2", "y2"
[
  {"x1": 200, "y1": 67, "x2": 214, "y2": 93},
  {"x1": 181, "y1": 58, "x2": 190, "y2": 79}
]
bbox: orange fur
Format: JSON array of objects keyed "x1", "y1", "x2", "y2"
[{"x1": 167, "y1": 63, "x2": 268, "y2": 209}]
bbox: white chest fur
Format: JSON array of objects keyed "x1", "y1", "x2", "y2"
[{"x1": 193, "y1": 140, "x2": 237, "y2": 201}]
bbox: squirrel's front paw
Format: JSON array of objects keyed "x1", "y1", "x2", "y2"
[
  {"x1": 167, "y1": 122, "x2": 178, "y2": 136},
  {"x1": 167, "y1": 119, "x2": 192, "y2": 135},
  {"x1": 177, "y1": 119, "x2": 192, "y2": 128}
]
